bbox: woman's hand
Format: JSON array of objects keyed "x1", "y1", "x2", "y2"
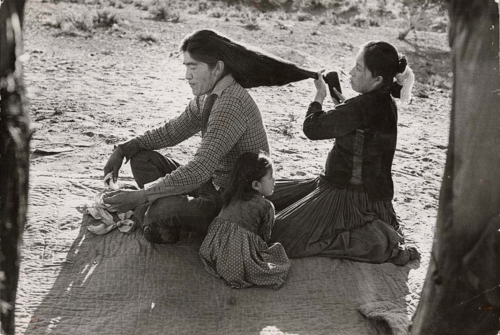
[
  {"x1": 103, "y1": 189, "x2": 148, "y2": 213},
  {"x1": 314, "y1": 70, "x2": 327, "y2": 104},
  {"x1": 332, "y1": 88, "x2": 346, "y2": 106},
  {"x1": 103, "y1": 147, "x2": 124, "y2": 183}
]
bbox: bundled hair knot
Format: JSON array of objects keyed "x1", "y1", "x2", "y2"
[{"x1": 394, "y1": 63, "x2": 415, "y2": 104}]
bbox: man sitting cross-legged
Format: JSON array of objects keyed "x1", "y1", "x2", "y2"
[{"x1": 102, "y1": 29, "x2": 270, "y2": 244}]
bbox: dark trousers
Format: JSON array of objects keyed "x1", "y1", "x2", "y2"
[{"x1": 130, "y1": 150, "x2": 223, "y2": 244}]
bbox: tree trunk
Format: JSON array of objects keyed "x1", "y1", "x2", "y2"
[
  {"x1": 0, "y1": 0, "x2": 29, "y2": 334},
  {"x1": 410, "y1": 0, "x2": 500, "y2": 334}
]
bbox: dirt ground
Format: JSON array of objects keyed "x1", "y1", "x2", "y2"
[{"x1": 15, "y1": 0, "x2": 451, "y2": 333}]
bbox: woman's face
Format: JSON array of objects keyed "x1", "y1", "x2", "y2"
[{"x1": 349, "y1": 49, "x2": 381, "y2": 94}]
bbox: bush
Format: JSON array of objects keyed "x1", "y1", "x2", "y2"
[
  {"x1": 398, "y1": 0, "x2": 447, "y2": 40},
  {"x1": 351, "y1": 14, "x2": 367, "y2": 27},
  {"x1": 149, "y1": 0, "x2": 181, "y2": 22},
  {"x1": 296, "y1": 13, "x2": 313, "y2": 21},
  {"x1": 67, "y1": 11, "x2": 95, "y2": 32},
  {"x1": 138, "y1": 32, "x2": 159, "y2": 43},
  {"x1": 96, "y1": 10, "x2": 120, "y2": 28}
]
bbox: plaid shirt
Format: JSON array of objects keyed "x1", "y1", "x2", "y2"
[{"x1": 136, "y1": 75, "x2": 270, "y2": 203}]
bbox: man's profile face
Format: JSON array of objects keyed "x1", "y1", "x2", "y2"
[{"x1": 183, "y1": 52, "x2": 218, "y2": 96}]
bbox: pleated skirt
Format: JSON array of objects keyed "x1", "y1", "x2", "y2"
[
  {"x1": 200, "y1": 219, "x2": 291, "y2": 290},
  {"x1": 269, "y1": 176, "x2": 405, "y2": 263}
]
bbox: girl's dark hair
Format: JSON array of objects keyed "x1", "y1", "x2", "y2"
[
  {"x1": 361, "y1": 41, "x2": 407, "y2": 92},
  {"x1": 222, "y1": 152, "x2": 273, "y2": 207},
  {"x1": 180, "y1": 29, "x2": 232, "y2": 77}
]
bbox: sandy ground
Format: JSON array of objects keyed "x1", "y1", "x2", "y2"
[{"x1": 14, "y1": 0, "x2": 451, "y2": 333}]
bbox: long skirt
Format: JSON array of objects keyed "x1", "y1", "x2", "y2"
[
  {"x1": 269, "y1": 177, "x2": 410, "y2": 264},
  {"x1": 200, "y1": 219, "x2": 291, "y2": 290}
]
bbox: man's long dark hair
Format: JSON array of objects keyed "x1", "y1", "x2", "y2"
[
  {"x1": 179, "y1": 29, "x2": 316, "y2": 88},
  {"x1": 222, "y1": 152, "x2": 272, "y2": 208}
]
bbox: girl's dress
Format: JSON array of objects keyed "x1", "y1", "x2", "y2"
[
  {"x1": 270, "y1": 90, "x2": 418, "y2": 265},
  {"x1": 199, "y1": 194, "x2": 291, "y2": 290}
]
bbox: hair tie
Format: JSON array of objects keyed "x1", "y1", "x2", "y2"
[{"x1": 394, "y1": 65, "x2": 415, "y2": 104}]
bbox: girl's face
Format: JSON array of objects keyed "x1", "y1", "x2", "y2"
[
  {"x1": 252, "y1": 168, "x2": 275, "y2": 197},
  {"x1": 349, "y1": 48, "x2": 382, "y2": 94}
]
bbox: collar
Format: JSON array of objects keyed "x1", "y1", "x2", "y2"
[{"x1": 209, "y1": 74, "x2": 235, "y2": 97}]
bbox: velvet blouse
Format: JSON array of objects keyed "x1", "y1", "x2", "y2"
[{"x1": 303, "y1": 90, "x2": 398, "y2": 201}]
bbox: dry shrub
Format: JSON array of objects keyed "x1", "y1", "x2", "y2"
[
  {"x1": 45, "y1": 7, "x2": 121, "y2": 35},
  {"x1": 138, "y1": 32, "x2": 160, "y2": 42},
  {"x1": 96, "y1": 9, "x2": 120, "y2": 27},
  {"x1": 64, "y1": 10, "x2": 96, "y2": 32},
  {"x1": 149, "y1": 0, "x2": 181, "y2": 22},
  {"x1": 296, "y1": 13, "x2": 313, "y2": 21},
  {"x1": 428, "y1": 74, "x2": 452, "y2": 90}
]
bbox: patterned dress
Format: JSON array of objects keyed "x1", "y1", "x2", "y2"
[{"x1": 199, "y1": 194, "x2": 291, "y2": 290}]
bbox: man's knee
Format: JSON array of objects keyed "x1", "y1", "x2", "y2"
[
  {"x1": 142, "y1": 194, "x2": 220, "y2": 236},
  {"x1": 130, "y1": 151, "x2": 179, "y2": 188}
]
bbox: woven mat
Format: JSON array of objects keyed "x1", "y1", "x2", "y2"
[{"x1": 22, "y1": 176, "x2": 415, "y2": 335}]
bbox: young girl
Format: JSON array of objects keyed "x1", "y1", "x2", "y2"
[{"x1": 199, "y1": 152, "x2": 291, "y2": 290}]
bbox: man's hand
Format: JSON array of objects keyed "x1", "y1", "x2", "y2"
[
  {"x1": 104, "y1": 147, "x2": 125, "y2": 183},
  {"x1": 103, "y1": 189, "x2": 148, "y2": 213}
]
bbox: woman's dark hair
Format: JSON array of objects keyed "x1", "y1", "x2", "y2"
[
  {"x1": 180, "y1": 29, "x2": 232, "y2": 77},
  {"x1": 222, "y1": 152, "x2": 273, "y2": 207},
  {"x1": 361, "y1": 41, "x2": 407, "y2": 92}
]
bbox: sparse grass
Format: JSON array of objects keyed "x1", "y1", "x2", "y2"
[
  {"x1": 43, "y1": 7, "x2": 122, "y2": 35},
  {"x1": 278, "y1": 111, "x2": 299, "y2": 138},
  {"x1": 296, "y1": 13, "x2": 313, "y2": 21},
  {"x1": 39, "y1": 0, "x2": 447, "y2": 46},
  {"x1": 137, "y1": 31, "x2": 160, "y2": 43},
  {"x1": 242, "y1": 22, "x2": 260, "y2": 30},
  {"x1": 95, "y1": 9, "x2": 120, "y2": 28},
  {"x1": 428, "y1": 74, "x2": 452, "y2": 90},
  {"x1": 209, "y1": 9, "x2": 225, "y2": 18},
  {"x1": 149, "y1": 0, "x2": 181, "y2": 22},
  {"x1": 351, "y1": 14, "x2": 380, "y2": 28},
  {"x1": 64, "y1": 10, "x2": 95, "y2": 32}
]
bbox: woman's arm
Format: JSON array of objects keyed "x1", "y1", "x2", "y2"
[{"x1": 302, "y1": 99, "x2": 364, "y2": 140}]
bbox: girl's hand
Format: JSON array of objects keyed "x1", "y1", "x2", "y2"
[
  {"x1": 332, "y1": 88, "x2": 346, "y2": 106},
  {"x1": 314, "y1": 70, "x2": 327, "y2": 104}
]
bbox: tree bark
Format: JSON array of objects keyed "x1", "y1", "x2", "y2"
[
  {"x1": 0, "y1": 0, "x2": 29, "y2": 334},
  {"x1": 410, "y1": 0, "x2": 500, "y2": 334}
]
